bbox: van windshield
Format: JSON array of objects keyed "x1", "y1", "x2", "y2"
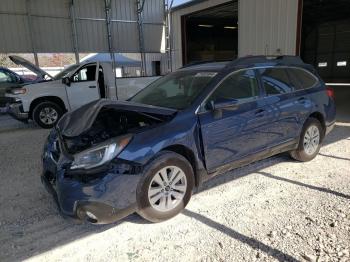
[
  {"x1": 129, "y1": 71, "x2": 217, "y2": 110},
  {"x1": 53, "y1": 64, "x2": 80, "y2": 80}
]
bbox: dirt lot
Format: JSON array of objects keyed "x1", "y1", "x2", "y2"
[{"x1": 0, "y1": 113, "x2": 349, "y2": 261}]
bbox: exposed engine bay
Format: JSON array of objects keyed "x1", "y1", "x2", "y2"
[{"x1": 64, "y1": 108, "x2": 172, "y2": 154}]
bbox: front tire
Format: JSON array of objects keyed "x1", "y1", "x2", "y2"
[
  {"x1": 136, "y1": 151, "x2": 194, "y2": 223},
  {"x1": 290, "y1": 117, "x2": 324, "y2": 162},
  {"x1": 32, "y1": 101, "x2": 63, "y2": 129}
]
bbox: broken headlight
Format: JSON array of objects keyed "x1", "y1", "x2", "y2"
[{"x1": 70, "y1": 135, "x2": 132, "y2": 170}]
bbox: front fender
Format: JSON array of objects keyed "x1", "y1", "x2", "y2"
[{"x1": 117, "y1": 114, "x2": 207, "y2": 184}]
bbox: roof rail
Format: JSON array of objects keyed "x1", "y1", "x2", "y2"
[
  {"x1": 181, "y1": 59, "x2": 232, "y2": 69},
  {"x1": 180, "y1": 56, "x2": 305, "y2": 70},
  {"x1": 227, "y1": 55, "x2": 304, "y2": 67}
]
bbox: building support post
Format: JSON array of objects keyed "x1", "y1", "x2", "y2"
[
  {"x1": 165, "y1": 0, "x2": 174, "y2": 73},
  {"x1": 104, "y1": 0, "x2": 118, "y2": 99},
  {"x1": 295, "y1": 0, "x2": 303, "y2": 56},
  {"x1": 70, "y1": 0, "x2": 80, "y2": 63},
  {"x1": 26, "y1": 0, "x2": 39, "y2": 66},
  {"x1": 136, "y1": 0, "x2": 146, "y2": 76},
  {"x1": 33, "y1": 53, "x2": 39, "y2": 67}
]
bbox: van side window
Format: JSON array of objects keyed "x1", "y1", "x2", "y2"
[
  {"x1": 209, "y1": 69, "x2": 259, "y2": 104},
  {"x1": 72, "y1": 65, "x2": 96, "y2": 82},
  {"x1": 259, "y1": 68, "x2": 293, "y2": 95},
  {"x1": 288, "y1": 68, "x2": 318, "y2": 90}
]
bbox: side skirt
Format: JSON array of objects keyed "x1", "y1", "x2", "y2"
[{"x1": 202, "y1": 140, "x2": 298, "y2": 183}]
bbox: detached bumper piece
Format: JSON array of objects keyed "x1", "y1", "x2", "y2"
[{"x1": 7, "y1": 102, "x2": 28, "y2": 122}]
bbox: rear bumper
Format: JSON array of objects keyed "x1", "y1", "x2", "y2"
[{"x1": 7, "y1": 102, "x2": 28, "y2": 122}]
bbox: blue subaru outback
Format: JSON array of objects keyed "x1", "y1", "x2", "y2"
[{"x1": 42, "y1": 56, "x2": 336, "y2": 224}]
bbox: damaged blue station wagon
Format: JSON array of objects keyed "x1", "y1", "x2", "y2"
[{"x1": 42, "y1": 56, "x2": 336, "y2": 224}]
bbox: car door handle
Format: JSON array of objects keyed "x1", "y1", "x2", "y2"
[
  {"x1": 255, "y1": 109, "x2": 265, "y2": 117},
  {"x1": 89, "y1": 85, "x2": 96, "y2": 88}
]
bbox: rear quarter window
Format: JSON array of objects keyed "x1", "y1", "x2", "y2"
[
  {"x1": 259, "y1": 68, "x2": 293, "y2": 95},
  {"x1": 288, "y1": 68, "x2": 319, "y2": 90}
]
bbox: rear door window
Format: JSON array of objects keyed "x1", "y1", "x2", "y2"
[
  {"x1": 288, "y1": 68, "x2": 319, "y2": 90},
  {"x1": 259, "y1": 68, "x2": 293, "y2": 95}
]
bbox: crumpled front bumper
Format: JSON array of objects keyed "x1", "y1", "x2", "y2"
[
  {"x1": 41, "y1": 172, "x2": 138, "y2": 224},
  {"x1": 41, "y1": 131, "x2": 141, "y2": 224},
  {"x1": 7, "y1": 101, "x2": 28, "y2": 122}
]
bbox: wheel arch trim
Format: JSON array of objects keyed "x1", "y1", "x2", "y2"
[{"x1": 29, "y1": 96, "x2": 67, "y2": 119}]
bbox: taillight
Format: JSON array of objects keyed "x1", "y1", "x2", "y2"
[{"x1": 326, "y1": 86, "x2": 335, "y2": 99}]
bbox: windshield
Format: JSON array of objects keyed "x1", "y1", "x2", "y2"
[
  {"x1": 53, "y1": 64, "x2": 80, "y2": 80},
  {"x1": 130, "y1": 71, "x2": 217, "y2": 110}
]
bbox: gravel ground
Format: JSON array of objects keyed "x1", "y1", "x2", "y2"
[{"x1": 0, "y1": 115, "x2": 349, "y2": 262}]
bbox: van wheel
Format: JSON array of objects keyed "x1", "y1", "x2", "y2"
[
  {"x1": 290, "y1": 117, "x2": 324, "y2": 162},
  {"x1": 136, "y1": 151, "x2": 194, "y2": 223},
  {"x1": 32, "y1": 101, "x2": 63, "y2": 129}
]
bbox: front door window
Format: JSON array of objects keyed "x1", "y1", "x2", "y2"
[
  {"x1": 208, "y1": 69, "x2": 259, "y2": 105},
  {"x1": 72, "y1": 65, "x2": 96, "y2": 82}
]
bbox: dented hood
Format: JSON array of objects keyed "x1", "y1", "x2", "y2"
[{"x1": 57, "y1": 99, "x2": 177, "y2": 138}]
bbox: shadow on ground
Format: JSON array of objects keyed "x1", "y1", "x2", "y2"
[
  {"x1": 1, "y1": 118, "x2": 349, "y2": 261},
  {"x1": 182, "y1": 209, "x2": 299, "y2": 262}
]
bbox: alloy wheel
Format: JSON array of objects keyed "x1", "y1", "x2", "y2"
[
  {"x1": 303, "y1": 125, "x2": 320, "y2": 155},
  {"x1": 148, "y1": 166, "x2": 187, "y2": 212},
  {"x1": 39, "y1": 107, "x2": 58, "y2": 125}
]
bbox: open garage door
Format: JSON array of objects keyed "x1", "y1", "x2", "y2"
[
  {"x1": 301, "y1": 0, "x2": 350, "y2": 121},
  {"x1": 181, "y1": 1, "x2": 238, "y2": 65},
  {"x1": 301, "y1": 0, "x2": 350, "y2": 84}
]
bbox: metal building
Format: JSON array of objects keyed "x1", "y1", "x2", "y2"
[
  {"x1": 167, "y1": 0, "x2": 350, "y2": 86},
  {"x1": 169, "y1": 0, "x2": 299, "y2": 70},
  {"x1": 0, "y1": 0, "x2": 165, "y2": 73}
]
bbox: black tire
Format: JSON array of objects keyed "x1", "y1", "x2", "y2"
[
  {"x1": 32, "y1": 101, "x2": 63, "y2": 129},
  {"x1": 290, "y1": 117, "x2": 324, "y2": 162},
  {"x1": 136, "y1": 151, "x2": 194, "y2": 223}
]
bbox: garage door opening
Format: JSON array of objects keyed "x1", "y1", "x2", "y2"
[
  {"x1": 301, "y1": 0, "x2": 350, "y2": 121},
  {"x1": 301, "y1": 0, "x2": 350, "y2": 84},
  {"x1": 181, "y1": 2, "x2": 238, "y2": 65}
]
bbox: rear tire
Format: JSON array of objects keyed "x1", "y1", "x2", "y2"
[
  {"x1": 290, "y1": 117, "x2": 324, "y2": 162},
  {"x1": 136, "y1": 151, "x2": 194, "y2": 223},
  {"x1": 32, "y1": 101, "x2": 63, "y2": 129}
]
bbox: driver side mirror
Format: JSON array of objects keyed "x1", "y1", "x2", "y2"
[{"x1": 62, "y1": 76, "x2": 71, "y2": 86}]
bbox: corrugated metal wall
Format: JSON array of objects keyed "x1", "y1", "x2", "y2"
[
  {"x1": 238, "y1": 0, "x2": 298, "y2": 57},
  {"x1": 169, "y1": 0, "x2": 299, "y2": 70},
  {"x1": 0, "y1": 0, "x2": 164, "y2": 53}
]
